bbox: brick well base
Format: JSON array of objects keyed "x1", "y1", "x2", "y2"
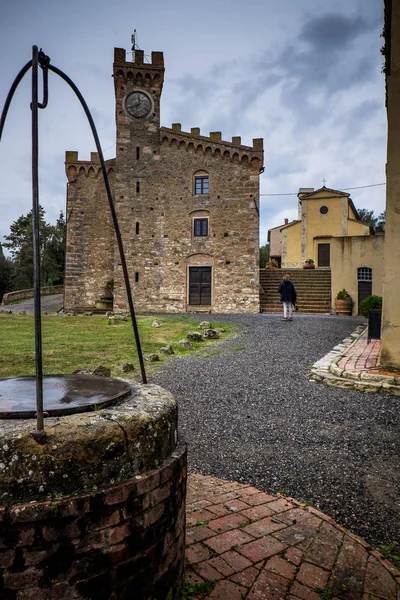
[{"x1": 0, "y1": 444, "x2": 187, "y2": 600}]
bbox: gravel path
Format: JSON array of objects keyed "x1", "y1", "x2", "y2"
[
  {"x1": 152, "y1": 313, "x2": 400, "y2": 549},
  {"x1": 3, "y1": 294, "x2": 64, "y2": 313}
]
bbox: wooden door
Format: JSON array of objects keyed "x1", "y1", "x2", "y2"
[
  {"x1": 358, "y1": 281, "x2": 372, "y2": 311},
  {"x1": 318, "y1": 243, "x2": 330, "y2": 267},
  {"x1": 189, "y1": 267, "x2": 212, "y2": 305}
]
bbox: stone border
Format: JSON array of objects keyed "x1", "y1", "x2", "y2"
[
  {"x1": 309, "y1": 325, "x2": 400, "y2": 392},
  {"x1": 1, "y1": 286, "x2": 63, "y2": 305}
]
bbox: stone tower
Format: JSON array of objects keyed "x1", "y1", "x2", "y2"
[
  {"x1": 113, "y1": 48, "x2": 165, "y2": 310},
  {"x1": 64, "y1": 46, "x2": 263, "y2": 314}
]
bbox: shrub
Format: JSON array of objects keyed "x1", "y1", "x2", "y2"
[
  {"x1": 359, "y1": 295, "x2": 382, "y2": 318},
  {"x1": 336, "y1": 289, "x2": 351, "y2": 300},
  {"x1": 305, "y1": 258, "x2": 314, "y2": 264},
  {"x1": 266, "y1": 261, "x2": 278, "y2": 268}
]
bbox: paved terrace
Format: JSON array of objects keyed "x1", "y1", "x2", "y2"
[
  {"x1": 185, "y1": 473, "x2": 400, "y2": 599},
  {"x1": 151, "y1": 314, "x2": 400, "y2": 599}
]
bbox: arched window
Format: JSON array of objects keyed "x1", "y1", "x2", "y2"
[{"x1": 193, "y1": 170, "x2": 209, "y2": 195}]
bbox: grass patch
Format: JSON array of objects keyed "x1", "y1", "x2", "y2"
[
  {"x1": 379, "y1": 541, "x2": 400, "y2": 569},
  {"x1": 182, "y1": 578, "x2": 215, "y2": 599},
  {"x1": 195, "y1": 520, "x2": 209, "y2": 527},
  {"x1": 0, "y1": 314, "x2": 236, "y2": 378},
  {"x1": 317, "y1": 588, "x2": 333, "y2": 600}
]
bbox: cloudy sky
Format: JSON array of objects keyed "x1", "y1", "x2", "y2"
[{"x1": 0, "y1": 0, "x2": 386, "y2": 252}]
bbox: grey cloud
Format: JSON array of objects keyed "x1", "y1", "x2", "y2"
[
  {"x1": 298, "y1": 13, "x2": 380, "y2": 52},
  {"x1": 269, "y1": 11, "x2": 383, "y2": 113}
]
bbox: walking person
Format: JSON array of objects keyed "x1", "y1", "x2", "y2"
[{"x1": 278, "y1": 274, "x2": 297, "y2": 321}]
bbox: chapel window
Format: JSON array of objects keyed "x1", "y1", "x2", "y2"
[{"x1": 358, "y1": 267, "x2": 372, "y2": 281}]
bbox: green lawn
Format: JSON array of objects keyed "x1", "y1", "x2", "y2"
[{"x1": 0, "y1": 314, "x2": 235, "y2": 378}]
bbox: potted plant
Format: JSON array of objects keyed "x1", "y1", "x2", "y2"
[
  {"x1": 335, "y1": 289, "x2": 352, "y2": 316},
  {"x1": 303, "y1": 258, "x2": 315, "y2": 269},
  {"x1": 265, "y1": 261, "x2": 278, "y2": 270}
]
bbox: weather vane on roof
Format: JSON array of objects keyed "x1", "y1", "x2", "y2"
[
  {"x1": 130, "y1": 30, "x2": 150, "y2": 63},
  {"x1": 131, "y1": 30, "x2": 137, "y2": 51}
]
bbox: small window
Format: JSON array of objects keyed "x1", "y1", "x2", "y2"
[
  {"x1": 136, "y1": 222, "x2": 140, "y2": 235},
  {"x1": 194, "y1": 176, "x2": 209, "y2": 195},
  {"x1": 194, "y1": 218, "x2": 208, "y2": 237},
  {"x1": 136, "y1": 147, "x2": 140, "y2": 160},
  {"x1": 358, "y1": 267, "x2": 372, "y2": 281},
  {"x1": 135, "y1": 272, "x2": 139, "y2": 282},
  {"x1": 320, "y1": 206, "x2": 329, "y2": 215},
  {"x1": 136, "y1": 181, "x2": 140, "y2": 194}
]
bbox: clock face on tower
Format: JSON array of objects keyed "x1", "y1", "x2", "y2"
[{"x1": 123, "y1": 90, "x2": 153, "y2": 119}]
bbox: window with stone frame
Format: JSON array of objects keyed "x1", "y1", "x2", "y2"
[
  {"x1": 193, "y1": 217, "x2": 209, "y2": 237},
  {"x1": 194, "y1": 171, "x2": 209, "y2": 195}
]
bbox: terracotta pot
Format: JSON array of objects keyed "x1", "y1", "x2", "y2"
[
  {"x1": 335, "y1": 297, "x2": 352, "y2": 316},
  {"x1": 303, "y1": 263, "x2": 315, "y2": 269}
]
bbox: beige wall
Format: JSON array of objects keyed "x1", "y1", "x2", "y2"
[
  {"x1": 283, "y1": 190, "x2": 373, "y2": 274},
  {"x1": 347, "y1": 219, "x2": 370, "y2": 236},
  {"x1": 381, "y1": 0, "x2": 400, "y2": 368},
  {"x1": 305, "y1": 194, "x2": 344, "y2": 261},
  {"x1": 282, "y1": 223, "x2": 301, "y2": 267},
  {"x1": 269, "y1": 227, "x2": 283, "y2": 260},
  {"x1": 330, "y1": 235, "x2": 384, "y2": 315}
]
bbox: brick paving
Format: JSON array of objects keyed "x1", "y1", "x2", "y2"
[
  {"x1": 185, "y1": 473, "x2": 400, "y2": 599},
  {"x1": 337, "y1": 332, "x2": 381, "y2": 373},
  {"x1": 310, "y1": 326, "x2": 400, "y2": 391}
]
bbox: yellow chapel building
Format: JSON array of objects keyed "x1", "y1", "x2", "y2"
[{"x1": 270, "y1": 186, "x2": 385, "y2": 314}]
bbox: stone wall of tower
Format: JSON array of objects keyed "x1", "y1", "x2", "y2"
[
  {"x1": 112, "y1": 48, "x2": 262, "y2": 314},
  {"x1": 64, "y1": 152, "x2": 115, "y2": 310},
  {"x1": 64, "y1": 47, "x2": 263, "y2": 314},
  {"x1": 112, "y1": 48, "x2": 166, "y2": 312}
]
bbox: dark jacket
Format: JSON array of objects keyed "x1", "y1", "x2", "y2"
[{"x1": 278, "y1": 280, "x2": 297, "y2": 304}]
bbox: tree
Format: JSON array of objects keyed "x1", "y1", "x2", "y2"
[
  {"x1": 357, "y1": 208, "x2": 378, "y2": 229},
  {"x1": 42, "y1": 212, "x2": 66, "y2": 285},
  {"x1": 376, "y1": 210, "x2": 386, "y2": 233},
  {"x1": 259, "y1": 244, "x2": 270, "y2": 268},
  {"x1": 357, "y1": 208, "x2": 386, "y2": 233},
  {"x1": 0, "y1": 243, "x2": 13, "y2": 302},
  {"x1": 3, "y1": 206, "x2": 65, "y2": 290}
]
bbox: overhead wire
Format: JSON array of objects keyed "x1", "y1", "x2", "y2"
[{"x1": 260, "y1": 182, "x2": 386, "y2": 197}]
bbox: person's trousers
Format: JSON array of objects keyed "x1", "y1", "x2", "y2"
[{"x1": 282, "y1": 301, "x2": 293, "y2": 318}]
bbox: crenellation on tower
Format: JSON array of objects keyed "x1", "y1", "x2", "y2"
[{"x1": 159, "y1": 126, "x2": 263, "y2": 166}]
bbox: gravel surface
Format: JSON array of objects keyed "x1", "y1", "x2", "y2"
[
  {"x1": 152, "y1": 313, "x2": 400, "y2": 549},
  {"x1": 3, "y1": 294, "x2": 64, "y2": 313}
]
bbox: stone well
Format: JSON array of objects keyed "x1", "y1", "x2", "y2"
[{"x1": 0, "y1": 379, "x2": 186, "y2": 600}]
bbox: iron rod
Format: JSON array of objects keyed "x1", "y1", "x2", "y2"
[
  {"x1": 47, "y1": 64, "x2": 147, "y2": 384},
  {"x1": 31, "y1": 46, "x2": 45, "y2": 435},
  {"x1": 0, "y1": 61, "x2": 32, "y2": 142}
]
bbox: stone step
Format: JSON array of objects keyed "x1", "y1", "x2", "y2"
[
  {"x1": 262, "y1": 301, "x2": 332, "y2": 308},
  {"x1": 260, "y1": 267, "x2": 331, "y2": 315},
  {"x1": 261, "y1": 288, "x2": 331, "y2": 294},
  {"x1": 262, "y1": 308, "x2": 332, "y2": 314}
]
